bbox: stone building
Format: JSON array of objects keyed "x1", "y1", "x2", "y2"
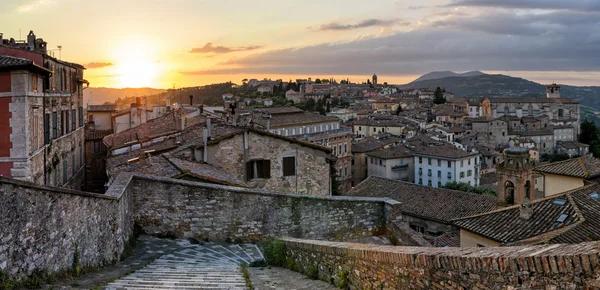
[
  {"x1": 366, "y1": 145, "x2": 414, "y2": 182},
  {"x1": 353, "y1": 119, "x2": 406, "y2": 138},
  {"x1": 480, "y1": 84, "x2": 580, "y2": 138},
  {"x1": 104, "y1": 114, "x2": 334, "y2": 196},
  {"x1": 351, "y1": 133, "x2": 402, "y2": 186},
  {"x1": 0, "y1": 32, "x2": 87, "y2": 189},
  {"x1": 496, "y1": 147, "x2": 536, "y2": 205},
  {"x1": 87, "y1": 104, "x2": 117, "y2": 131}
]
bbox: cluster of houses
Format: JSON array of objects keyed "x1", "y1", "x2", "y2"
[{"x1": 3, "y1": 30, "x2": 600, "y2": 251}]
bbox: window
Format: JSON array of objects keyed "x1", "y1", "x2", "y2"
[
  {"x1": 344, "y1": 144, "x2": 348, "y2": 153},
  {"x1": 333, "y1": 146, "x2": 336, "y2": 155},
  {"x1": 448, "y1": 172, "x2": 452, "y2": 179},
  {"x1": 370, "y1": 158, "x2": 373, "y2": 164},
  {"x1": 467, "y1": 170, "x2": 472, "y2": 177},
  {"x1": 460, "y1": 172, "x2": 465, "y2": 178},
  {"x1": 65, "y1": 110, "x2": 69, "y2": 133},
  {"x1": 427, "y1": 180, "x2": 432, "y2": 186},
  {"x1": 246, "y1": 160, "x2": 271, "y2": 180},
  {"x1": 71, "y1": 109, "x2": 76, "y2": 131},
  {"x1": 92, "y1": 141, "x2": 102, "y2": 153},
  {"x1": 62, "y1": 159, "x2": 67, "y2": 184},
  {"x1": 373, "y1": 128, "x2": 376, "y2": 132},
  {"x1": 428, "y1": 169, "x2": 432, "y2": 176},
  {"x1": 438, "y1": 182, "x2": 442, "y2": 187},
  {"x1": 80, "y1": 142, "x2": 83, "y2": 167},
  {"x1": 60, "y1": 111, "x2": 65, "y2": 136},
  {"x1": 438, "y1": 171, "x2": 441, "y2": 178},
  {"x1": 32, "y1": 74, "x2": 38, "y2": 92},
  {"x1": 418, "y1": 168, "x2": 422, "y2": 175},
  {"x1": 461, "y1": 160, "x2": 464, "y2": 168},
  {"x1": 358, "y1": 126, "x2": 362, "y2": 131},
  {"x1": 428, "y1": 158, "x2": 431, "y2": 165},
  {"x1": 379, "y1": 159, "x2": 382, "y2": 166},
  {"x1": 72, "y1": 153, "x2": 76, "y2": 176},
  {"x1": 52, "y1": 112, "x2": 57, "y2": 139},
  {"x1": 44, "y1": 113, "x2": 50, "y2": 144},
  {"x1": 351, "y1": 159, "x2": 355, "y2": 165},
  {"x1": 410, "y1": 225, "x2": 425, "y2": 234},
  {"x1": 339, "y1": 145, "x2": 342, "y2": 155},
  {"x1": 282, "y1": 157, "x2": 296, "y2": 176},
  {"x1": 437, "y1": 160, "x2": 441, "y2": 166},
  {"x1": 292, "y1": 128, "x2": 296, "y2": 135},
  {"x1": 344, "y1": 166, "x2": 348, "y2": 177},
  {"x1": 419, "y1": 157, "x2": 422, "y2": 164},
  {"x1": 448, "y1": 161, "x2": 451, "y2": 168},
  {"x1": 418, "y1": 178, "x2": 423, "y2": 185}
]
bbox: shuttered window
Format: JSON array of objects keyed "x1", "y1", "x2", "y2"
[
  {"x1": 44, "y1": 113, "x2": 50, "y2": 144},
  {"x1": 71, "y1": 109, "x2": 76, "y2": 131},
  {"x1": 52, "y1": 112, "x2": 57, "y2": 139},
  {"x1": 246, "y1": 160, "x2": 271, "y2": 181},
  {"x1": 283, "y1": 157, "x2": 296, "y2": 176}
]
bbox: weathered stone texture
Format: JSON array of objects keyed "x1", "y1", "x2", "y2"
[
  {"x1": 0, "y1": 176, "x2": 133, "y2": 279},
  {"x1": 282, "y1": 238, "x2": 600, "y2": 289},
  {"x1": 131, "y1": 175, "x2": 399, "y2": 242}
]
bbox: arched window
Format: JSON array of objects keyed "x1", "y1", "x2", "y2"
[{"x1": 505, "y1": 181, "x2": 515, "y2": 204}]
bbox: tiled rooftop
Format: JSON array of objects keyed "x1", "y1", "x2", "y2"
[
  {"x1": 346, "y1": 176, "x2": 498, "y2": 223},
  {"x1": 454, "y1": 184, "x2": 600, "y2": 245},
  {"x1": 88, "y1": 105, "x2": 118, "y2": 112},
  {"x1": 534, "y1": 157, "x2": 600, "y2": 179}
]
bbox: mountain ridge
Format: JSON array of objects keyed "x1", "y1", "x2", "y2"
[{"x1": 411, "y1": 71, "x2": 485, "y2": 83}]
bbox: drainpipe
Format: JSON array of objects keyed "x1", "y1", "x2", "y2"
[{"x1": 43, "y1": 76, "x2": 46, "y2": 185}]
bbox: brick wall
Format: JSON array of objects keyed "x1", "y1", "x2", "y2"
[
  {"x1": 0, "y1": 176, "x2": 134, "y2": 279},
  {"x1": 282, "y1": 237, "x2": 600, "y2": 289},
  {"x1": 131, "y1": 175, "x2": 401, "y2": 242}
]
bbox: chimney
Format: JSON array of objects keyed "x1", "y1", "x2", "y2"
[
  {"x1": 189, "y1": 95, "x2": 194, "y2": 106},
  {"x1": 206, "y1": 118, "x2": 212, "y2": 139},
  {"x1": 139, "y1": 150, "x2": 147, "y2": 166},
  {"x1": 0, "y1": 33, "x2": 3, "y2": 45},
  {"x1": 519, "y1": 198, "x2": 533, "y2": 220},
  {"x1": 27, "y1": 31, "x2": 35, "y2": 50},
  {"x1": 136, "y1": 97, "x2": 142, "y2": 106},
  {"x1": 203, "y1": 128, "x2": 208, "y2": 162}
]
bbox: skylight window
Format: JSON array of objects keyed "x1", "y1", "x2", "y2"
[
  {"x1": 556, "y1": 214, "x2": 569, "y2": 223},
  {"x1": 589, "y1": 192, "x2": 600, "y2": 200},
  {"x1": 553, "y1": 199, "x2": 567, "y2": 206}
]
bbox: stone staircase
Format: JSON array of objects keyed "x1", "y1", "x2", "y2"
[{"x1": 105, "y1": 240, "x2": 264, "y2": 290}]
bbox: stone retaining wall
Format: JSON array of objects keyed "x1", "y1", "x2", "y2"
[
  {"x1": 0, "y1": 175, "x2": 134, "y2": 279},
  {"x1": 130, "y1": 175, "x2": 401, "y2": 242},
  {"x1": 282, "y1": 237, "x2": 600, "y2": 289}
]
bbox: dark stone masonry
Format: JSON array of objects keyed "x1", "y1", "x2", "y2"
[{"x1": 0, "y1": 174, "x2": 400, "y2": 280}]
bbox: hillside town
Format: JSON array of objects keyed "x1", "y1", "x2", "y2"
[{"x1": 3, "y1": 30, "x2": 600, "y2": 289}]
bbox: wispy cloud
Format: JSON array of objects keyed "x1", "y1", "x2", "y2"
[
  {"x1": 189, "y1": 43, "x2": 263, "y2": 54},
  {"x1": 315, "y1": 19, "x2": 410, "y2": 31},
  {"x1": 17, "y1": 0, "x2": 55, "y2": 13},
  {"x1": 445, "y1": 0, "x2": 600, "y2": 12},
  {"x1": 86, "y1": 62, "x2": 114, "y2": 69}
]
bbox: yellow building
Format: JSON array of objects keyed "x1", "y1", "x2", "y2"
[{"x1": 534, "y1": 156, "x2": 600, "y2": 197}]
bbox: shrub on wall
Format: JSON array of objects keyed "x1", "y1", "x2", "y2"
[{"x1": 263, "y1": 240, "x2": 287, "y2": 267}]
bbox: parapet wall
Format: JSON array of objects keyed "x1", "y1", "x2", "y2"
[
  {"x1": 130, "y1": 175, "x2": 401, "y2": 242},
  {"x1": 0, "y1": 176, "x2": 134, "y2": 279},
  {"x1": 282, "y1": 237, "x2": 600, "y2": 289}
]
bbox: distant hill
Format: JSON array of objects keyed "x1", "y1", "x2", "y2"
[
  {"x1": 84, "y1": 87, "x2": 166, "y2": 106},
  {"x1": 399, "y1": 73, "x2": 600, "y2": 124},
  {"x1": 412, "y1": 71, "x2": 485, "y2": 83}
]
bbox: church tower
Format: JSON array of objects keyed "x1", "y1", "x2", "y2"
[
  {"x1": 496, "y1": 147, "x2": 535, "y2": 205},
  {"x1": 372, "y1": 74, "x2": 378, "y2": 86},
  {"x1": 546, "y1": 83, "x2": 560, "y2": 98}
]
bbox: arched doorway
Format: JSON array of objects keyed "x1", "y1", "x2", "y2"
[
  {"x1": 505, "y1": 181, "x2": 515, "y2": 204},
  {"x1": 525, "y1": 180, "x2": 532, "y2": 200}
]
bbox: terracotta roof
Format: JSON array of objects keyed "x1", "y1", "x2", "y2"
[
  {"x1": 255, "y1": 106, "x2": 303, "y2": 115},
  {"x1": 454, "y1": 184, "x2": 600, "y2": 245},
  {"x1": 508, "y1": 129, "x2": 553, "y2": 136},
  {"x1": 88, "y1": 105, "x2": 117, "y2": 112},
  {"x1": 407, "y1": 135, "x2": 478, "y2": 159},
  {"x1": 557, "y1": 141, "x2": 589, "y2": 149},
  {"x1": 366, "y1": 145, "x2": 413, "y2": 159},
  {"x1": 248, "y1": 108, "x2": 339, "y2": 128},
  {"x1": 353, "y1": 119, "x2": 407, "y2": 127},
  {"x1": 164, "y1": 154, "x2": 245, "y2": 187},
  {"x1": 433, "y1": 230, "x2": 460, "y2": 247},
  {"x1": 346, "y1": 176, "x2": 498, "y2": 223},
  {"x1": 351, "y1": 135, "x2": 403, "y2": 153},
  {"x1": 534, "y1": 157, "x2": 600, "y2": 179},
  {"x1": 0, "y1": 55, "x2": 31, "y2": 67}
]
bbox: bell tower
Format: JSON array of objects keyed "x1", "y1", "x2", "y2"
[
  {"x1": 546, "y1": 83, "x2": 560, "y2": 98},
  {"x1": 496, "y1": 147, "x2": 535, "y2": 205}
]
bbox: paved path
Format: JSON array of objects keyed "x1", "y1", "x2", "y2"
[
  {"x1": 248, "y1": 267, "x2": 337, "y2": 290},
  {"x1": 105, "y1": 239, "x2": 264, "y2": 290}
]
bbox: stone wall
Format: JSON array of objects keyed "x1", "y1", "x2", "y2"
[
  {"x1": 0, "y1": 175, "x2": 133, "y2": 279},
  {"x1": 282, "y1": 237, "x2": 600, "y2": 289},
  {"x1": 130, "y1": 175, "x2": 401, "y2": 242}
]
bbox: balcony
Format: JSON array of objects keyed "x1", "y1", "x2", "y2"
[{"x1": 391, "y1": 164, "x2": 409, "y2": 171}]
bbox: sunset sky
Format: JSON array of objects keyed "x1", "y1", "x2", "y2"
[{"x1": 1, "y1": 0, "x2": 599, "y2": 88}]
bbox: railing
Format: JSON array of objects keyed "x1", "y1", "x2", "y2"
[{"x1": 391, "y1": 164, "x2": 409, "y2": 171}]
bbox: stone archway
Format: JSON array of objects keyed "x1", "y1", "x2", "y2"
[{"x1": 505, "y1": 181, "x2": 515, "y2": 204}]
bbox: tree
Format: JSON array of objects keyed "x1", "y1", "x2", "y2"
[
  {"x1": 383, "y1": 82, "x2": 388, "y2": 86},
  {"x1": 305, "y1": 98, "x2": 316, "y2": 111},
  {"x1": 395, "y1": 104, "x2": 403, "y2": 115},
  {"x1": 340, "y1": 80, "x2": 348, "y2": 84},
  {"x1": 326, "y1": 102, "x2": 331, "y2": 113},
  {"x1": 331, "y1": 97, "x2": 340, "y2": 108},
  {"x1": 433, "y1": 86, "x2": 446, "y2": 104},
  {"x1": 442, "y1": 181, "x2": 496, "y2": 196},
  {"x1": 580, "y1": 120, "x2": 600, "y2": 157},
  {"x1": 315, "y1": 78, "x2": 322, "y2": 84}
]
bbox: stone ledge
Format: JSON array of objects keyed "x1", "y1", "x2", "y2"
[
  {"x1": 128, "y1": 173, "x2": 401, "y2": 206},
  {"x1": 0, "y1": 176, "x2": 117, "y2": 200}
]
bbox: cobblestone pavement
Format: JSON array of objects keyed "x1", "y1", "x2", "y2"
[
  {"x1": 248, "y1": 267, "x2": 337, "y2": 290},
  {"x1": 105, "y1": 238, "x2": 264, "y2": 289}
]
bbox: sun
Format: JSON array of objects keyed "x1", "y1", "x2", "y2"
[
  {"x1": 115, "y1": 60, "x2": 161, "y2": 88},
  {"x1": 111, "y1": 37, "x2": 164, "y2": 88}
]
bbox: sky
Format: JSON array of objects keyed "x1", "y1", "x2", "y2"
[{"x1": 1, "y1": 0, "x2": 599, "y2": 88}]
